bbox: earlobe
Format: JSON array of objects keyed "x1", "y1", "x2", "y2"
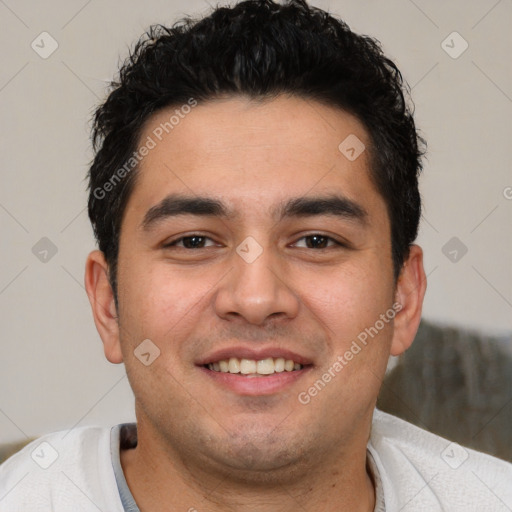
[
  {"x1": 84, "y1": 250, "x2": 124, "y2": 364},
  {"x1": 390, "y1": 245, "x2": 427, "y2": 356}
]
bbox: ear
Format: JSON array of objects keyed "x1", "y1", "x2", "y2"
[
  {"x1": 390, "y1": 244, "x2": 427, "y2": 356},
  {"x1": 84, "y1": 250, "x2": 123, "y2": 364}
]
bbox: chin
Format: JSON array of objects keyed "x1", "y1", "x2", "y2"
[{"x1": 206, "y1": 426, "x2": 311, "y2": 478}]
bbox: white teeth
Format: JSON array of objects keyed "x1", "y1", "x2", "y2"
[
  {"x1": 256, "y1": 358, "x2": 275, "y2": 375},
  {"x1": 274, "y1": 357, "x2": 285, "y2": 372},
  {"x1": 207, "y1": 357, "x2": 304, "y2": 375},
  {"x1": 240, "y1": 359, "x2": 257, "y2": 374},
  {"x1": 228, "y1": 357, "x2": 240, "y2": 373}
]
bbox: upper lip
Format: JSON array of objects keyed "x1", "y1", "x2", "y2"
[{"x1": 197, "y1": 346, "x2": 314, "y2": 366}]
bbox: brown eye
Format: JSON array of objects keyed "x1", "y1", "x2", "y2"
[
  {"x1": 294, "y1": 235, "x2": 341, "y2": 249},
  {"x1": 306, "y1": 235, "x2": 329, "y2": 248},
  {"x1": 166, "y1": 235, "x2": 215, "y2": 249}
]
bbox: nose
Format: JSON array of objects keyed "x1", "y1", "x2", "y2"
[{"x1": 213, "y1": 242, "x2": 300, "y2": 326}]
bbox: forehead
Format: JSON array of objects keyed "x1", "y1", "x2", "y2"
[{"x1": 125, "y1": 95, "x2": 385, "y2": 223}]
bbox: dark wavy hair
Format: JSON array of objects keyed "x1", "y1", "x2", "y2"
[{"x1": 87, "y1": 0, "x2": 425, "y2": 303}]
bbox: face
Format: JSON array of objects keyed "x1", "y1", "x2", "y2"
[{"x1": 88, "y1": 95, "x2": 423, "y2": 481}]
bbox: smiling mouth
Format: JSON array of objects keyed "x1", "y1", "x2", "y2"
[{"x1": 204, "y1": 357, "x2": 305, "y2": 377}]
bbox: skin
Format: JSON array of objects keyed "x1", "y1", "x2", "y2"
[{"x1": 85, "y1": 95, "x2": 426, "y2": 511}]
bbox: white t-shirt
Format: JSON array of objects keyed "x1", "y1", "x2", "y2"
[{"x1": 0, "y1": 409, "x2": 510, "y2": 511}]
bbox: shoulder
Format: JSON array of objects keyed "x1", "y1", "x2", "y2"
[
  {"x1": 370, "y1": 409, "x2": 512, "y2": 512},
  {"x1": 0, "y1": 425, "x2": 123, "y2": 512}
]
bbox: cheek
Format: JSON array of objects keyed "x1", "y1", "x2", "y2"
[
  {"x1": 118, "y1": 261, "x2": 217, "y2": 351},
  {"x1": 117, "y1": 264, "x2": 207, "y2": 396},
  {"x1": 303, "y1": 260, "x2": 393, "y2": 337}
]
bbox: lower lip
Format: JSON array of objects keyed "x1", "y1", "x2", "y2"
[{"x1": 198, "y1": 366, "x2": 311, "y2": 395}]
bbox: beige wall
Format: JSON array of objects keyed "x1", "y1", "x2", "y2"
[{"x1": 1, "y1": 0, "x2": 511, "y2": 443}]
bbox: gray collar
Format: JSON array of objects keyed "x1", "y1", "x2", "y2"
[{"x1": 110, "y1": 423, "x2": 140, "y2": 512}]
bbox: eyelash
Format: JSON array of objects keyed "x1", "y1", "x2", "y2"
[{"x1": 164, "y1": 234, "x2": 346, "y2": 250}]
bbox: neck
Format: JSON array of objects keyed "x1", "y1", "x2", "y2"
[{"x1": 120, "y1": 420, "x2": 375, "y2": 512}]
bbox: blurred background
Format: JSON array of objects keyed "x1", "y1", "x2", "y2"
[{"x1": 1, "y1": 0, "x2": 511, "y2": 460}]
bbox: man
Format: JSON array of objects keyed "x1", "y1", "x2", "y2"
[{"x1": 1, "y1": 0, "x2": 511, "y2": 510}]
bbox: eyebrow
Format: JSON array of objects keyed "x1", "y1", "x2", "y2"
[
  {"x1": 141, "y1": 195, "x2": 234, "y2": 231},
  {"x1": 140, "y1": 193, "x2": 368, "y2": 231},
  {"x1": 276, "y1": 195, "x2": 368, "y2": 224}
]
